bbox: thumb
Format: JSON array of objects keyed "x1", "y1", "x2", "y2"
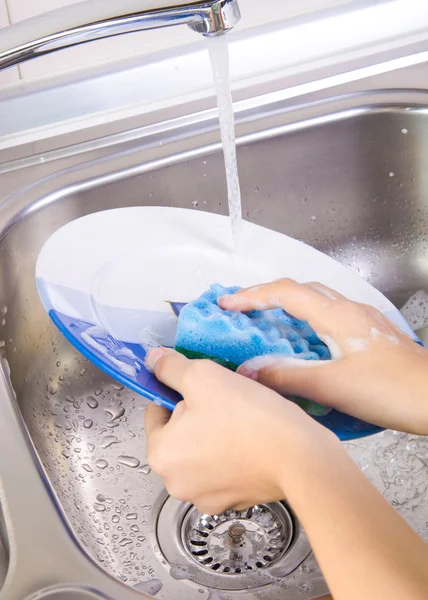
[
  {"x1": 145, "y1": 403, "x2": 171, "y2": 438},
  {"x1": 237, "y1": 355, "x2": 340, "y2": 408}
]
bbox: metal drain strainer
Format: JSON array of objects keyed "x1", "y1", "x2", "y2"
[
  {"x1": 182, "y1": 505, "x2": 292, "y2": 573},
  {"x1": 156, "y1": 497, "x2": 312, "y2": 591}
]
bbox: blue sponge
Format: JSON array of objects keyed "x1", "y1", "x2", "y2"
[{"x1": 175, "y1": 284, "x2": 332, "y2": 416}]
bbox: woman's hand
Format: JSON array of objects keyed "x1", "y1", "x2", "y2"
[
  {"x1": 144, "y1": 287, "x2": 428, "y2": 600},
  {"x1": 219, "y1": 278, "x2": 428, "y2": 435},
  {"x1": 144, "y1": 348, "x2": 339, "y2": 516}
]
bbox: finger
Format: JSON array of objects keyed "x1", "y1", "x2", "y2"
[
  {"x1": 193, "y1": 495, "x2": 235, "y2": 516},
  {"x1": 145, "y1": 347, "x2": 192, "y2": 395},
  {"x1": 145, "y1": 403, "x2": 171, "y2": 438},
  {"x1": 237, "y1": 355, "x2": 339, "y2": 407},
  {"x1": 218, "y1": 278, "x2": 340, "y2": 333}
]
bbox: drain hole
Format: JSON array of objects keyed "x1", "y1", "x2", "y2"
[
  {"x1": 212, "y1": 563, "x2": 221, "y2": 571},
  {"x1": 191, "y1": 540, "x2": 207, "y2": 547},
  {"x1": 195, "y1": 530, "x2": 209, "y2": 538},
  {"x1": 192, "y1": 550, "x2": 209, "y2": 556}
]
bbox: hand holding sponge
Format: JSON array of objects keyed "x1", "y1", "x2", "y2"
[{"x1": 175, "y1": 284, "x2": 332, "y2": 416}]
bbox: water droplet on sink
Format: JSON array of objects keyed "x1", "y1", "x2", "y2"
[
  {"x1": 65, "y1": 395, "x2": 75, "y2": 402},
  {"x1": 94, "y1": 502, "x2": 106, "y2": 512},
  {"x1": 105, "y1": 404, "x2": 125, "y2": 421},
  {"x1": 48, "y1": 383, "x2": 58, "y2": 395},
  {"x1": 118, "y1": 455, "x2": 140, "y2": 468},
  {"x1": 95, "y1": 459, "x2": 109, "y2": 470},
  {"x1": 82, "y1": 464, "x2": 93, "y2": 472},
  {"x1": 113, "y1": 383, "x2": 124, "y2": 391},
  {"x1": 119, "y1": 538, "x2": 133, "y2": 547},
  {"x1": 101, "y1": 435, "x2": 120, "y2": 449},
  {"x1": 86, "y1": 396, "x2": 98, "y2": 409},
  {"x1": 97, "y1": 494, "x2": 106, "y2": 502},
  {"x1": 131, "y1": 524, "x2": 139, "y2": 532},
  {"x1": 83, "y1": 419, "x2": 93, "y2": 429},
  {"x1": 95, "y1": 388, "x2": 103, "y2": 396},
  {"x1": 80, "y1": 368, "x2": 87, "y2": 376},
  {"x1": 112, "y1": 515, "x2": 120, "y2": 523},
  {"x1": 138, "y1": 464, "x2": 151, "y2": 475},
  {"x1": 87, "y1": 443, "x2": 95, "y2": 452},
  {"x1": 126, "y1": 513, "x2": 138, "y2": 520},
  {"x1": 61, "y1": 451, "x2": 70, "y2": 459},
  {"x1": 298, "y1": 582, "x2": 312, "y2": 594}
]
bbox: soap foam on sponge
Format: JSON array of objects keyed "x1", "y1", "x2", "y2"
[{"x1": 175, "y1": 284, "x2": 332, "y2": 416}]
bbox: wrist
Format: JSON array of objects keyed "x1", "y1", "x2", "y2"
[{"x1": 277, "y1": 425, "x2": 346, "y2": 504}]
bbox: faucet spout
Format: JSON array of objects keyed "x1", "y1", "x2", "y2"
[{"x1": 0, "y1": 0, "x2": 241, "y2": 71}]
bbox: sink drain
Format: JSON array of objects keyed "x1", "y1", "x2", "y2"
[
  {"x1": 182, "y1": 504, "x2": 292, "y2": 573},
  {"x1": 156, "y1": 497, "x2": 311, "y2": 591}
]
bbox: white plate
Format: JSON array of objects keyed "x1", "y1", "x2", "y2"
[{"x1": 36, "y1": 207, "x2": 418, "y2": 438}]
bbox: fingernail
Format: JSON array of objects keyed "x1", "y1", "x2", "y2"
[
  {"x1": 236, "y1": 364, "x2": 258, "y2": 381},
  {"x1": 145, "y1": 347, "x2": 168, "y2": 372}
]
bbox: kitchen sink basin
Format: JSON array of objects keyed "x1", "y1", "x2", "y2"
[{"x1": 0, "y1": 69, "x2": 428, "y2": 599}]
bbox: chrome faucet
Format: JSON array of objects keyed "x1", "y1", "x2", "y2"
[{"x1": 0, "y1": 0, "x2": 241, "y2": 71}]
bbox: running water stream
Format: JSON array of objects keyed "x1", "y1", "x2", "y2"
[{"x1": 207, "y1": 34, "x2": 242, "y2": 248}]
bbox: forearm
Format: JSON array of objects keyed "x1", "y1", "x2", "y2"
[{"x1": 283, "y1": 437, "x2": 428, "y2": 600}]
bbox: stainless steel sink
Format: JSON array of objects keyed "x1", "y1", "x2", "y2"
[{"x1": 0, "y1": 61, "x2": 428, "y2": 600}]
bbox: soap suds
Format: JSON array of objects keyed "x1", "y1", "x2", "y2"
[
  {"x1": 81, "y1": 326, "x2": 138, "y2": 378},
  {"x1": 346, "y1": 338, "x2": 369, "y2": 353},
  {"x1": 310, "y1": 284, "x2": 338, "y2": 300},
  {"x1": 139, "y1": 325, "x2": 163, "y2": 352},
  {"x1": 240, "y1": 355, "x2": 331, "y2": 372},
  {"x1": 370, "y1": 327, "x2": 382, "y2": 341},
  {"x1": 318, "y1": 334, "x2": 343, "y2": 359},
  {"x1": 370, "y1": 327, "x2": 399, "y2": 345}
]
